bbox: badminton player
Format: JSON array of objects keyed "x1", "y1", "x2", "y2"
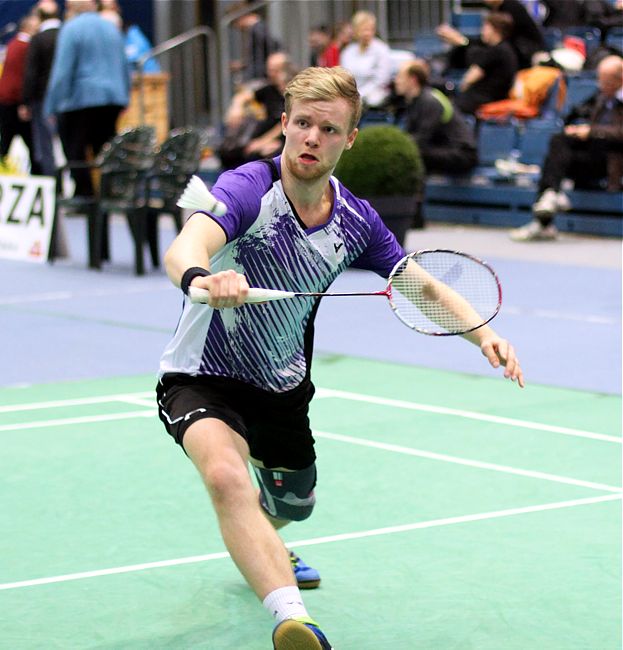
[{"x1": 156, "y1": 66, "x2": 524, "y2": 650}]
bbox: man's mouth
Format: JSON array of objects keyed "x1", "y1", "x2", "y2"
[{"x1": 299, "y1": 153, "x2": 318, "y2": 163}]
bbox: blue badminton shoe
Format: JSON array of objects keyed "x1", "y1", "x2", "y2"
[
  {"x1": 290, "y1": 551, "x2": 321, "y2": 589},
  {"x1": 272, "y1": 617, "x2": 333, "y2": 650}
]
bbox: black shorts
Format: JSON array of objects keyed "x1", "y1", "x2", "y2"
[{"x1": 156, "y1": 373, "x2": 316, "y2": 470}]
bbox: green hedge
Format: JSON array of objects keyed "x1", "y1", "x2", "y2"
[{"x1": 334, "y1": 125, "x2": 424, "y2": 197}]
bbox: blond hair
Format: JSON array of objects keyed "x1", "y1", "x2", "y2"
[
  {"x1": 351, "y1": 10, "x2": 376, "y2": 31},
  {"x1": 284, "y1": 66, "x2": 362, "y2": 131}
]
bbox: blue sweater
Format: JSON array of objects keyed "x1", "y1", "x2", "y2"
[{"x1": 45, "y1": 12, "x2": 129, "y2": 115}]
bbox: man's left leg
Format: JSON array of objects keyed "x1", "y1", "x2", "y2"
[{"x1": 252, "y1": 461, "x2": 322, "y2": 589}]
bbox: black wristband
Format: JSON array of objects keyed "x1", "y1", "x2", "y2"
[{"x1": 181, "y1": 267, "x2": 211, "y2": 296}]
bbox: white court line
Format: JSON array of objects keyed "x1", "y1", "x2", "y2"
[
  {"x1": 0, "y1": 391, "x2": 154, "y2": 414},
  {"x1": 1, "y1": 388, "x2": 618, "y2": 444},
  {"x1": 315, "y1": 388, "x2": 621, "y2": 444},
  {"x1": 1, "y1": 493, "x2": 619, "y2": 592},
  {"x1": 502, "y1": 305, "x2": 618, "y2": 325},
  {"x1": 0, "y1": 283, "x2": 171, "y2": 306},
  {"x1": 314, "y1": 430, "x2": 622, "y2": 493},
  {"x1": 116, "y1": 397, "x2": 158, "y2": 409},
  {"x1": 0, "y1": 410, "x2": 156, "y2": 432}
]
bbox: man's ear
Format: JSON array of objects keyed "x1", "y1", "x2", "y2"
[
  {"x1": 281, "y1": 112, "x2": 288, "y2": 136},
  {"x1": 345, "y1": 128, "x2": 358, "y2": 150}
]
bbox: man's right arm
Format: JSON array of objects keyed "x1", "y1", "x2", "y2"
[{"x1": 163, "y1": 213, "x2": 249, "y2": 308}]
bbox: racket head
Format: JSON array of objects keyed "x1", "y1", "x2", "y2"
[{"x1": 387, "y1": 249, "x2": 502, "y2": 336}]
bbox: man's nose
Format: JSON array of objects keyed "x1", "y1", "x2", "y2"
[{"x1": 305, "y1": 126, "x2": 320, "y2": 147}]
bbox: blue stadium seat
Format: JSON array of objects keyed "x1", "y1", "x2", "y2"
[
  {"x1": 561, "y1": 75, "x2": 598, "y2": 118},
  {"x1": 477, "y1": 121, "x2": 518, "y2": 166},
  {"x1": 517, "y1": 118, "x2": 563, "y2": 166},
  {"x1": 605, "y1": 27, "x2": 623, "y2": 51},
  {"x1": 413, "y1": 32, "x2": 448, "y2": 60},
  {"x1": 451, "y1": 11, "x2": 482, "y2": 37}
]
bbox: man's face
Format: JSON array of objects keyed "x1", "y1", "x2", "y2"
[
  {"x1": 266, "y1": 55, "x2": 286, "y2": 85},
  {"x1": 394, "y1": 66, "x2": 412, "y2": 97},
  {"x1": 281, "y1": 98, "x2": 358, "y2": 182},
  {"x1": 598, "y1": 67, "x2": 622, "y2": 98}
]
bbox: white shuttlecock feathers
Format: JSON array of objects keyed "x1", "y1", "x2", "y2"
[{"x1": 176, "y1": 175, "x2": 228, "y2": 216}]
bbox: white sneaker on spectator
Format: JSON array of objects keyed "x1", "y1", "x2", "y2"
[
  {"x1": 510, "y1": 220, "x2": 559, "y2": 241},
  {"x1": 556, "y1": 191, "x2": 571, "y2": 212},
  {"x1": 532, "y1": 188, "x2": 558, "y2": 217}
]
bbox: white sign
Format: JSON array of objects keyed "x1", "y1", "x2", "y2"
[{"x1": 0, "y1": 175, "x2": 56, "y2": 263}]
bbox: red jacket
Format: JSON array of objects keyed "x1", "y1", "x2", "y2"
[{"x1": 0, "y1": 33, "x2": 31, "y2": 104}]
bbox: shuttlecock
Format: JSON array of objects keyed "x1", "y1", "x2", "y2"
[{"x1": 177, "y1": 175, "x2": 228, "y2": 216}]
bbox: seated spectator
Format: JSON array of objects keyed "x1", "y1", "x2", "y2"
[
  {"x1": 394, "y1": 59, "x2": 477, "y2": 175},
  {"x1": 340, "y1": 10, "x2": 392, "y2": 109},
  {"x1": 322, "y1": 21, "x2": 353, "y2": 68},
  {"x1": 219, "y1": 51, "x2": 294, "y2": 170},
  {"x1": 454, "y1": 12, "x2": 518, "y2": 116},
  {"x1": 584, "y1": 0, "x2": 623, "y2": 41},
  {"x1": 541, "y1": 0, "x2": 584, "y2": 30},
  {"x1": 510, "y1": 55, "x2": 623, "y2": 241},
  {"x1": 308, "y1": 25, "x2": 331, "y2": 66},
  {"x1": 0, "y1": 13, "x2": 42, "y2": 174},
  {"x1": 437, "y1": 0, "x2": 546, "y2": 71}
]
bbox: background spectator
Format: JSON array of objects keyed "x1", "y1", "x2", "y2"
[
  {"x1": 308, "y1": 25, "x2": 331, "y2": 67},
  {"x1": 0, "y1": 13, "x2": 41, "y2": 174},
  {"x1": 340, "y1": 10, "x2": 392, "y2": 109},
  {"x1": 219, "y1": 51, "x2": 294, "y2": 170},
  {"x1": 482, "y1": 0, "x2": 546, "y2": 69},
  {"x1": 455, "y1": 12, "x2": 518, "y2": 115},
  {"x1": 322, "y1": 20, "x2": 353, "y2": 68},
  {"x1": 541, "y1": 0, "x2": 584, "y2": 29},
  {"x1": 437, "y1": 0, "x2": 545, "y2": 71},
  {"x1": 394, "y1": 59, "x2": 478, "y2": 176},
  {"x1": 22, "y1": 0, "x2": 61, "y2": 177},
  {"x1": 44, "y1": 0, "x2": 130, "y2": 197},
  {"x1": 510, "y1": 55, "x2": 623, "y2": 241},
  {"x1": 228, "y1": 2, "x2": 281, "y2": 82}
]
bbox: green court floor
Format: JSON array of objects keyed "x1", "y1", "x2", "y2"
[{"x1": 1, "y1": 356, "x2": 621, "y2": 649}]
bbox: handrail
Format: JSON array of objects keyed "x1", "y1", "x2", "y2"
[{"x1": 136, "y1": 25, "x2": 220, "y2": 129}]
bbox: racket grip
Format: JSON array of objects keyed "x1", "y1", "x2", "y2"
[
  {"x1": 188, "y1": 286, "x2": 295, "y2": 304},
  {"x1": 245, "y1": 288, "x2": 295, "y2": 303}
]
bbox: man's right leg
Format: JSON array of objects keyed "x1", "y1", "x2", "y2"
[{"x1": 183, "y1": 417, "x2": 298, "y2": 599}]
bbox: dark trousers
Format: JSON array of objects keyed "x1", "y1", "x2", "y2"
[
  {"x1": 30, "y1": 100, "x2": 56, "y2": 177},
  {"x1": 422, "y1": 145, "x2": 478, "y2": 175},
  {"x1": 57, "y1": 105, "x2": 123, "y2": 196},
  {"x1": 539, "y1": 132, "x2": 610, "y2": 194},
  {"x1": 0, "y1": 103, "x2": 42, "y2": 174}
]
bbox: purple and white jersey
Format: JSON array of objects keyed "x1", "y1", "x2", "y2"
[{"x1": 159, "y1": 157, "x2": 404, "y2": 392}]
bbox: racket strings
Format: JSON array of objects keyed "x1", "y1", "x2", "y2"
[{"x1": 389, "y1": 252, "x2": 500, "y2": 334}]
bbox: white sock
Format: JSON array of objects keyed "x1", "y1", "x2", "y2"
[{"x1": 262, "y1": 586, "x2": 309, "y2": 624}]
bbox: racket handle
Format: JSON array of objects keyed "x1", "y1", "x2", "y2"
[{"x1": 188, "y1": 286, "x2": 295, "y2": 304}]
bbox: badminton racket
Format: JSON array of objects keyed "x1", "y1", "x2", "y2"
[{"x1": 189, "y1": 249, "x2": 502, "y2": 336}]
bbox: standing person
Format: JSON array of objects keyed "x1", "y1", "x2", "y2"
[
  {"x1": 510, "y1": 55, "x2": 623, "y2": 241},
  {"x1": 22, "y1": 0, "x2": 61, "y2": 177},
  {"x1": 339, "y1": 10, "x2": 392, "y2": 109},
  {"x1": 0, "y1": 13, "x2": 42, "y2": 174},
  {"x1": 394, "y1": 59, "x2": 478, "y2": 175},
  {"x1": 455, "y1": 12, "x2": 518, "y2": 116},
  {"x1": 157, "y1": 66, "x2": 524, "y2": 650},
  {"x1": 229, "y1": 2, "x2": 281, "y2": 82},
  {"x1": 44, "y1": 0, "x2": 129, "y2": 197}
]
